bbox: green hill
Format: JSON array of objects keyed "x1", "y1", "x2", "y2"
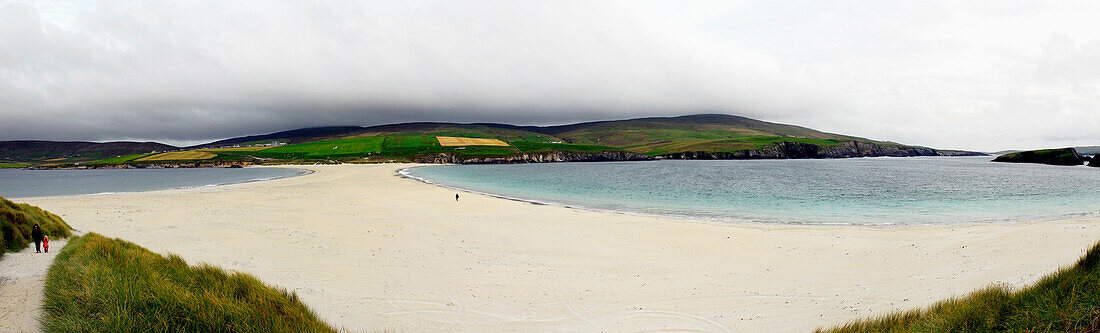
[
  {"x1": 0, "y1": 141, "x2": 175, "y2": 164},
  {"x1": 818, "y1": 241, "x2": 1100, "y2": 332},
  {"x1": 3, "y1": 114, "x2": 985, "y2": 166},
  {"x1": 525, "y1": 114, "x2": 865, "y2": 154}
]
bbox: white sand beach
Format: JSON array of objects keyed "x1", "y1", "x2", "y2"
[{"x1": 19, "y1": 164, "x2": 1100, "y2": 332}]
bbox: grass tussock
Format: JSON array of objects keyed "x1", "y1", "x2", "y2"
[
  {"x1": 0, "y1": 196, "x2": 73, "y2": 257},
  {"x1": 818, "y1": 241, "x2": 1100, "y2": 333},
  {"x1": 42, "y1": 233, "x2": 337, "y2": 332}
]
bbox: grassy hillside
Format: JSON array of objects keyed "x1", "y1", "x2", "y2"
[
  {"x1": 525, "y1": 114, "x2": 868, "y2": 155},
  {"x1": 42, "y1": 233, "x2": 336, "y2": 332},
  {"x1": 818, "y1": 241, "x2": 1100, "y2": 332},
  {"x1": 7, "y1": 114, "x2": 979, "y2": 166},
  {"x1": 254, "y1": 137, "x2": 386, "y2": 159},
  {"x1": 352, "y1": 123, "x2": 561, "y2": 143},
  {"x1": 0, "y1": 141, "x2": 175, "y2": 163},
  {"x1": 0, "y1": 197, "x2": 73, "y2": 258}
]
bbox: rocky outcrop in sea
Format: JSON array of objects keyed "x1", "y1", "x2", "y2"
[{"x1": 992, "y1": 148, "x2": 1086, "y2": 166}]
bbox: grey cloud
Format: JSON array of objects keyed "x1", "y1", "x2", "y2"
[{"x1": 1, "y1": 1, "x2": 1099, "y2": 150}]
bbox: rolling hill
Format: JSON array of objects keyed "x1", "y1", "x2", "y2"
[
  {"x1": 0, "y1": 114, "x2": 985, "y2": 167},
  {"x1": 0, "y1": 141, "x2": 175, "y2": 164}
]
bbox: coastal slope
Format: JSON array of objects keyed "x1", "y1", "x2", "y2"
[
  {"x1": 21, "y1": 164, "x2": 1100, "y2": 332},
  {"x1": 1, "y1": 114, "x2": 983, "y2": 167}
]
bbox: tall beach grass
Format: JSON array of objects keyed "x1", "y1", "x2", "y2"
[
  {"x1": 818, "y1": 241, "x2": 1100, "y2": 332},
  {"x1": 42, "y1": 233, "x2": 337, "y2": 332}
]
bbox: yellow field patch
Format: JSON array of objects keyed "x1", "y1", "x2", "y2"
[
  {"x1": 436, "y1": 136, "x2": 509, "y2": 146},
  {"x1": 135, "y1": 151, "x2": 217, "y2": 161}
]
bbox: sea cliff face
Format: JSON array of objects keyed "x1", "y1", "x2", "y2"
[
  {"x1": 657, "y1": 141, "x2": 983, "y2": 160},
  {"x1": 414, "y1": 151, "x2": 654, "y2": 164}
]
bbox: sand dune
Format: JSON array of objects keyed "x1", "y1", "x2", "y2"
[{"x1": 21, "y1": 164, "x2": 1100, "y2": 332}]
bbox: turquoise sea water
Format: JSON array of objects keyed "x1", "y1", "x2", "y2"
[
  {"x1": 0, "y1": 167, "x2": 306, "y2": 198},
  {"x1": 404, "y1": 157, "x2": 1100, "y2": 225}
]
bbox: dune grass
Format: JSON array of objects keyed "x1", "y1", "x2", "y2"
[
  {"x1": 42, "y1": 233, "x2": 336, "y2": 332},
  {"x1": 818, "y1": 241, "x2": 1100, "y2": 332},
  {"x1": 0, "y1": 197, "x2": 73, "y2": 258}
]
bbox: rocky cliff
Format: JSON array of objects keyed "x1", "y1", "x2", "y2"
[
  {"x1": 657, "y1": 141, "x2": 983, "y2": 160},
  {"x1": 992, "y1": 148, "x2": 1085, "y2": 166},
  {"x1": 414, "y1": 151, "x2": 654, "y2": 164}
]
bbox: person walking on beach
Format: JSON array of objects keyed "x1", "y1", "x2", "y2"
[
  {"x1": 455, "y1": 193, "x2": 460, "y2": 201},
  {"x1": 31, "y1": 224, "x2": 44, "y2": 253}
]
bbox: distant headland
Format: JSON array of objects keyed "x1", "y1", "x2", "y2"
[{"x1": 0, "y1": 114, "x2": 985, "y2": 168}]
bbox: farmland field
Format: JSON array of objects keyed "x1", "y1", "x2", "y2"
[
  {"x1": 135, "y1": 151, "x2": 217, "y2": 161},
  {"x1": 256, "y1": 137, "x2": 385, "y2": 158},
  {"x1": 88, "y1": 153, "x2": 155, "y2": 165},
  {"x1": 436, "y1": 137, "x2": 510, "y2": 146}
]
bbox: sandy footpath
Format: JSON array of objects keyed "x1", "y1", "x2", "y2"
[
  {"x1": 18, "y1": 164, "x2": 1100, "y2": 332},
  {"x1": 0, "y1": 238, "x2": 68, "y2": 333}
]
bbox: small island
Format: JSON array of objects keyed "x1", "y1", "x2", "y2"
[{"x1": 992, "y1": 148, "x2": 1087, "y2": 166}]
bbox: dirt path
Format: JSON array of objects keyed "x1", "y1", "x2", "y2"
[{"x1": 0, "y1": 239, "x2": 68, "y2": 333}]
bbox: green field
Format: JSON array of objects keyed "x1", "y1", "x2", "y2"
[
  {"x1": 42, "y1": 233, "x2": 335, "y2": 332},
  {"x1": 0, "y1": 162, "x2": 29, "y2": 168},
  {"x1": 819, "y1": 241, "x2": 1100, "y2": 332},
  {"x1": 375, "y1": 136, "x2": 518, "y2": 158},
  {"x1": 86, "y1": 153, "x2": 154, "y2": 165},
  {"x1": 256, "y1": 137, "x2": 385, "y2": 159},
  {"x1": 358, "y1": 124, "x2": 560, "y2": 143}
]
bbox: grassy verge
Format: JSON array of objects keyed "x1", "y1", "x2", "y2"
[
  {"x1": 42, "y1": 233, "x2": 336, "y2": 332},
  {"x1": 1, "y1": 197, "x2": 73, "y2": 258},
  {"x1": 818, "y1": 241, "x2": 1100, "y2": 332}
]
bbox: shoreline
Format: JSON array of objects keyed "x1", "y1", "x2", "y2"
[
  {"x1": 398, "y1": 163, "x2": 1100, "y2": 228},
  {"x1": 19, "y1": 163, "x2": 1100, "y2": 331}
]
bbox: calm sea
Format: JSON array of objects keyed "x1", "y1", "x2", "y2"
[
  {"x1": 404, "y1": 157, "x2": 1100, "y2": 225},
  {"x1": 0, "y1": 167, "x2": 306, "y2": 199}
]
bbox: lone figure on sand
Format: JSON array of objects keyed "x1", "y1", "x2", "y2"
[
  {"x1": 31, "y1": 223, "x2": 44, "y2": 253},
  {"x1": 455, "y1": 193, "x2": 460, "y2": 201}
]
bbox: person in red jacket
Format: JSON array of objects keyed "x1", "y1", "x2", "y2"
[{"x1": 43, "y1": 235, "x2": 50, "y2": 253}]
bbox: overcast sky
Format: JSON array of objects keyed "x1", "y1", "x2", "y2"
[{"x1": 1, "y1": 1, "x2": 1099, "y2": 151}]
